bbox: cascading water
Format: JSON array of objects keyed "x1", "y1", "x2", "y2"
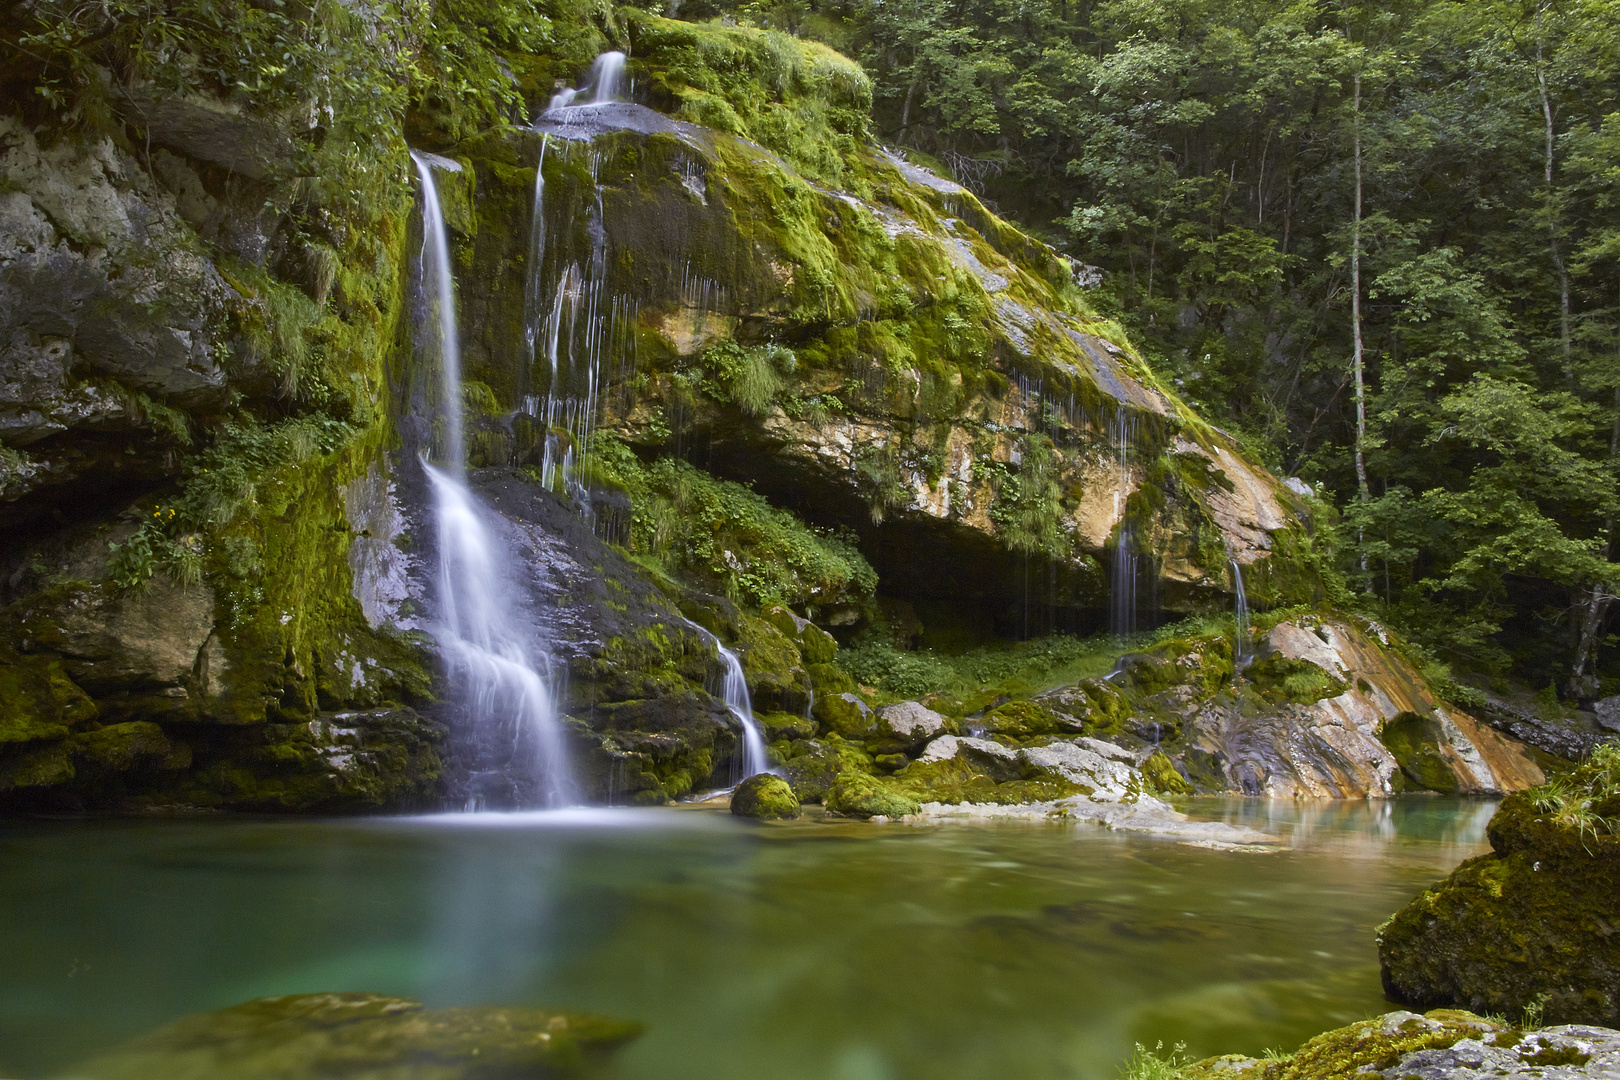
[
  {"x1": 680, "y1": 618, "x2": 771, "y2": 783},
  {"x1": 1109, "y1": 408, "x2": 1138, "y2": 638},
  {"x1": 548, "y1": 51, "x2": 628, "y2": 110},
  {"x1": 522, "y1": 129, "x2": 638, "y2": 521},
  {"x1": 1230, "y1": 559, "x2": 1254, "y2": 668},
  {"x1": 413, "y1": 151, "x2": 572, "y2": 810}
]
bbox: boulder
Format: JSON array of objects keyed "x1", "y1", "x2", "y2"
[
  {"x1": 730, "y1": 773, "x2": 800, "y2": 820},
  {"x1": 870, "y1": 699, "x2": 947, "y2": 752},
  {"x1": 825, "y1": 770, "x2": 921, "y2": 819},
  {"x1": 1378, "y1": 746, "x2": 1620, "y2": 1026}
]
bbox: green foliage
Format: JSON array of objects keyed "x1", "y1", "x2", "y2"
[
  {"x1": 588, "y1": 435, "x2": 876, "y2": 608},
  {"x1": 1118, "y1": 1041, "x2": 1189, "y2": 1080},
  {"x1": 698, "y1": 340, "x2": 796, "y2": 415},
  {"x1": 629, "y1": 13, "x2": 873, "y2": 185},
  {"x1": 989, "y1": 435, "x2": 1071, "y2": 558}
]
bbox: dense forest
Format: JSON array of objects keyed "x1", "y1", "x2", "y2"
[{"x1": 664, "y1": 0, "x2": 1620, "y2": 700}]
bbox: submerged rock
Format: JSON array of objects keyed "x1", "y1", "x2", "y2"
[
  {"x1": 60, "y1": 991, "x2": 643, "y2": 1080},
  {"x1": 1377, "y1": 745, "x2": 1620, "y2": 1026},
  {"x1": 730, "y1": 773, "x2": 800, "y2": 819}
]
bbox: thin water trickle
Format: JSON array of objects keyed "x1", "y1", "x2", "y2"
[
  {"x1": 1231, "y1": 558, "x2": 1254, "y2": 668},
  {"x1": 1109, "y1": 408, "x2": 1138, "y2": 638},
  {"x1": 413, "y1": 151, "x2": 571, "y2": 810},
  {"x1": 681, "y1": 617, "x2": 772, "y2": 782}
]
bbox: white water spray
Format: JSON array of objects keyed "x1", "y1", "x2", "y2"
[
  {"x1": 413, "y1": 151, "x2": 572, "y2": 809},
  {"x1": 680, "y1": 618, "x2": 771, "y2": 783},
  {"x1": 548, "y1": 51, "x2": 628, "y2": 110}
]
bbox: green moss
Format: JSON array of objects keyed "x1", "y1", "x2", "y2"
[
  {"x1": 1378, "y1": 748, "x2": 1620, "y2": 1025},
  {"x1": 589, "y1": 439, "x2": 876, "y2": 609},
  {"x1": 1141, "y1": 750, "x2": 1192, "y2": 795},
  {"x1": 1177, "y1": 1011, "x2": 1505, "y2": 1080},
  {"x1": 1245, "y1": 654, "x2": 1348, "y2": 706},
  {"x1": 825, "y1": 769, "x2": 920, "y2": 818},
  {"x1": 629, "y1": 15, "x2": 872, "y2": 187},
  {"x1": 730, "y1": 773, "x2": 801, "y2": 819},
  {"x1": 982, "y1": 700, "x2": 1072, "y2": 740},
  {"x1": 1379, "y1": 712, "x2": 1461, "y2": 794}
]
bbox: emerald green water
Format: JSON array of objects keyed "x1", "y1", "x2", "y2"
[{"x1": 0, "y1": 798, "x2": 1496, "y2": 1079}]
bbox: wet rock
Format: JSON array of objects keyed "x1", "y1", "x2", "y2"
[
  {"x1": 730, "y1": 773, "x2": 800, "y2": 819},
  {"x1": 1378, "y1": 749, "x2": 1620, "y2": 1026},
  {"x1": 814, "y1": 691, "x2": 874, "y2": 738},
  {"x1": 778, "y1": 735, "x2": 872, "y2": 803},
  {"x1": 61, "y1": 991, "x2": 642, "y2": 1080},
  {"x1": 825, "y1": 770, "x2": 921, "y2": 819},
  {"x1": 1598, "y1": 696, "x2": 1620, "y2": 734},
  {"x1": 871, "y1": 700, "x2": 946, "y2": 751}
]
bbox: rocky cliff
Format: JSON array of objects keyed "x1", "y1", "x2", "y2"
[{"x1": 0, "y1": 3, "x2": 1545, "y2": 811}]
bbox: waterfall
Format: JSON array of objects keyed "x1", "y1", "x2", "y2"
[
  {"x1": 548, "y1": 51, "x2": 628, "y2": 110},
  {"x1": 1230, "y1": 559, "x2": 1254, "y2": 668},
  {"x1": 522, "y1": 133, "x2": 638, "y2": 525},
  {"x1": 680, "y1": 618, "x2": 771, "y2": 784},
  {"x1": 1109, "y1": 408, "x2": 1138, "y2": 638},
  {"x1": 413, "y1": 151, "x2": 572, "y2": 810}
]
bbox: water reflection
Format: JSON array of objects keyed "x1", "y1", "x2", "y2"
[{"x1": 0, "y1": 798, "x2": 1495, "y2": 1080}]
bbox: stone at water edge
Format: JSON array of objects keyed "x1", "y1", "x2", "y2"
[
  {"x1": 59, "y1": 991, "x2": 643, "y2": 1080},
  {"x1": 1176, "y1": 1009, "x2": 1620, "y2": 1080},
  {"x1": 825, "y1": 771, "x2": 921, "y2": 819},
  {"x1": 731, "y1": 773, "x2": 801, "y2": 819}
]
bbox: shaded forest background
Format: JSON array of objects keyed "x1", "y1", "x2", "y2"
[{"x1": 676, "y1": 0, "x2": 1620, "y2": 702}]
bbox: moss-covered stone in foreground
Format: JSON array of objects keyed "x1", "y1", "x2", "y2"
[
  {"x1": 1377, "y1": 744, "x2": 1620, "y2": 1026},
  {"x1": 731, "y1": 773, "x2": 801, "y2": 819},
  {"x1": 62, "y1": 991, "x2": 642, "y2": 1079}
]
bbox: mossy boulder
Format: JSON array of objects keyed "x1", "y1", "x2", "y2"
[
  {"x1": 1178, "y1": 1009, "x2": 1508, "y2": 1080},
  {"x1": 825, "y1": 770, "x2": 921, "y2": 819},
  {"x1": 1379, "y1": 712, "x2": 1462, "y2": 794},
  {"x1": 981, "y1": 700, "x2": 1075, "y2": 740},
  {"x1": 813, "y1": 691, "x2": 875, "y2": 738},
  {"x1": 1378, "y1": 746, "x2": 1620, "y2": 1026},
  {"x1": 1141, "y1": 750, "x2": 1192, "y2": 795},
  {"x1": 776, "y1": 734, "x2": 873, "y2": 802},
  {"x1": 730, "y1": 773, "x2": 800, "y2": 820},
  {"x1": 64, "y1": 991, "x2": 642, "y2": 1080}
]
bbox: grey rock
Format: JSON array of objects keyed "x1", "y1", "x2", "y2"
[
  {"x1": 1379, "y1": 1026, "x2": 1620, "y2": 1080},
  {"x1": 874, "y1": 700, "x2": 945, "y2": 746},
  {"x1": 1594, "y1": 696, "x2": 1620, "y2": 734}
]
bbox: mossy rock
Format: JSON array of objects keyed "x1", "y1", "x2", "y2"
[
  {"x1": 64, "y1": 991, "x2": 643, "y2": 1080},
  {"x1": 777, "y1": 734, "x2": 873, "y2": 802},
  {"x1": 981, "y1": 700, "x2": 1073, "y2": 740},
  {"x1": 762, "y1": 604, "x2": 839, "y2": 664},
  {"x1": 1245, "y1": 653, "x2": 1349, "y2": 706},
  {"x1": 807, "y1": 662, "x2": 856, "y2": 695},
  {"x1": 730, "y1": 773, "x2": 801, "y2": 820},
  {"x1": 825, "y1": 770, "x2": 920, "y2": 819},
  {"x1": 813, "y1": 691, "x2": 874, "y2": 738},
  {"x1": 1379, "y1": 712, "x2": 1462, "y2": 794},
  {"x1": 759, "y1": 710, "x2": 816, "y2": 742},
  {"x1": 1141, "y1": 750, "x2": 1193, "y2": 795},
  {"x1": 1378, "y1": 751, "x2": 1620, "y2": 1026},
  {"x1": 1178, "y1": 1009, "x2": 1507, "y2": 1080}
]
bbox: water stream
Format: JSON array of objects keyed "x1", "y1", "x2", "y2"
[
  {"x1": 413, "y1": 152, "x2": 571, "y2": 810},
  {"x1": 1231, "y1": 558, "x2": 1254, "y2": 667},
  {"x1": 681, "y1": 617, "x2": 772, "y2": 783},
  {"x1": 548, "y1": 50, "x2": 628, "y2": 110},
  {"x1": 1109, "y1": 408, "x2": 1138, "y2": 637}
]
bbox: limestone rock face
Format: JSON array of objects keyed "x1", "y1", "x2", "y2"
[
  {"x1": 0, "y1": 116, "x2": 231, "y2": 508},
  {"x1": 1053, "y1": 614, "x2": 1545, "y2": 799},
  {"x1": 1378, "y1": 753, "x2": 1620, "y2": 1026}
]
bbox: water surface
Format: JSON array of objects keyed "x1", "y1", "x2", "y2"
[{"x1": 0, "y1": 797, "x2": 1496, "y2": 1079}]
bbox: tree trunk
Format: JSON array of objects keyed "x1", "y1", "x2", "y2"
[
  {"x1": 1535, "y1": 2, "x2": 1573, "y2": 381},
  {"x1": 1351, "y1": 70, "x2": 1370, "y2": 573}
]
